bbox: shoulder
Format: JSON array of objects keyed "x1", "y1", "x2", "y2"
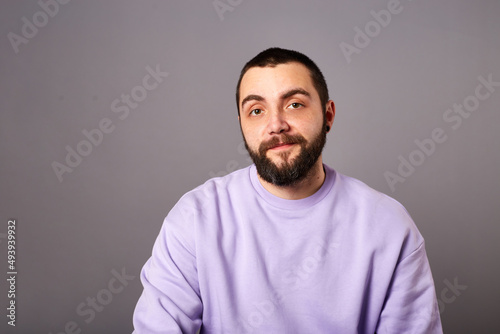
[
  {"x1": 178, "y1": 165, "x2": 252, "y2": 207},
  {"x1": 331, "y1": 168, "x2": 408, "y2": 214},
  {"x1": 329, "y1": 167, "x2": 424, "y2": 257},
  {"x1": 157, "y1": 166, "x2": 252, "y2": 251},
  {"x1": 164, "y1": 165, "x2": 252, "y2": 225}
]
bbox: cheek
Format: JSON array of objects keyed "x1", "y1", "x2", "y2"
[
  {"x1": 241, "y1": 119, "x2": 263, "y2": 136},
  {"x1": 241, "y1": 125, "x2": 259, "y2": 146},
  {"x1": 289, "y1": 117, "x2": 320, "y2": 137},
  {"x1": 304, "y1": 114, "x2": 324, "y2": 132}
]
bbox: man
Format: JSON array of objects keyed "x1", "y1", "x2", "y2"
[{"x1": 133, "y1": 48, "x2": 443, "y2": 333}]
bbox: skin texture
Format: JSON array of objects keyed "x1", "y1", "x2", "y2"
[{"x1": 239, "y1": 62, "x2": 335, "y2": 200}]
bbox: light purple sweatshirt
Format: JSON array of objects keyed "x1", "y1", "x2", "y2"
[{"x1": 133, "y1": 165, "x2": 443, "y2": 333}]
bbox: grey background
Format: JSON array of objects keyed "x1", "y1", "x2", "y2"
[{"x1": 1, "y1": 0, "x2": 499, "y2": 333}]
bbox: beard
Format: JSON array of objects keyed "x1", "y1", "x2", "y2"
[{"x1": 243, "y1": 122, "x2": 327, "y2": 187}]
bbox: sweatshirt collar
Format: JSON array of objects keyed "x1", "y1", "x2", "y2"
[{"x1": 249, "y1": 164, "x2": 336, "y2": 210}]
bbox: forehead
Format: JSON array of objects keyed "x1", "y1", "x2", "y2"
[{"x1": 239, "y1": 62, "x2": 316, "y2": 99}]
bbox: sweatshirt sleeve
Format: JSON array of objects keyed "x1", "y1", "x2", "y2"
[
  {"x1": 376, "y1": 242, "x2": 443, "y2": 334},
  {"x1": 133, "y1": 202, "x2": 202, "y2": 334}
]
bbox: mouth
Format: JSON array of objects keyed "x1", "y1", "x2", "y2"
[
  {"x1": 268, "y1": 142, "x2": 295, "y2": 151},
  {"x1": 258, "y1": 134, "x2": 306, "y2": 155}
]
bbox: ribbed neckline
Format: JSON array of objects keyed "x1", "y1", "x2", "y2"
[{"x1": 249, "y1": 164, "x2": 336, "y2": 210}]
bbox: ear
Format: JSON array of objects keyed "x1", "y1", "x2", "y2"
[{"x1": 325, "y1": 100, "x2": 335, "y2": 132}]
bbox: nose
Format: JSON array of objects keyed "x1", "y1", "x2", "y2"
[{"x1": 266, "y1": 110, "x2": 289, "y2": 135}]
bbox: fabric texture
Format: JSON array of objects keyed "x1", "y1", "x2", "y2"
[{"x1": 133, "y1": 164, "x2": 443, "y2": 333}]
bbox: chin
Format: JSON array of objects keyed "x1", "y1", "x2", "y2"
[{"x1": 268, "y1": 150, "x2": 296, "y2": 163}]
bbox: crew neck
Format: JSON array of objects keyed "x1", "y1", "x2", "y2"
[{"x1": 249, "y1": 164, "x2": 336, "y2": 210}]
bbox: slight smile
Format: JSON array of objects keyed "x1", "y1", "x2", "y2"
[{"x1": 269, "y1": 143, "x2": 295, "y2": 151}]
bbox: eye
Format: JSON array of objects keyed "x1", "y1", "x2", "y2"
[
  {"x1": 288, "y1": 102, "x2": 304, "y2": 109},
  {"x1": 250, "y1": 109, "x2": 263, "y2": 116}
]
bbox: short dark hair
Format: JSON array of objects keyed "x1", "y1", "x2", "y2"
[{"x1": 236, "y1": 47, "x2": 329, "y2": 115}]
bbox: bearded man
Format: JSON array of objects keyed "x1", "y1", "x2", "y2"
[{"x1": 133, "y1": 47, "x2": 443, "y2": 334}]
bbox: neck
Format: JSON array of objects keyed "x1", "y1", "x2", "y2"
[{"x1": 257, "y1": 158, "x2": 326, "y2": 200}]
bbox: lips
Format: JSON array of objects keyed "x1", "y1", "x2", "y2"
[
  {"x1": 258, "y1": 134, "x2": 307, "y2": 155},
  {"x1": 269, "y1": 142, "x2": 294, "y2": 150}
]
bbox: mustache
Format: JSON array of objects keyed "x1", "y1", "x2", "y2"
[{"x1": 259, "y1": 134, "x2": 307, "y2": 153}]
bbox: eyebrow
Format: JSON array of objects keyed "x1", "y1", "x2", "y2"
[
  {"x1": 241, "y1": 94, "x2": 264, "y2": 111},
  {"x1": 240, "y1": 88, "x2": 311, "y2": 111},
  {"x1": 281, "y1": 88, "x2": 310, "y2": 100}
]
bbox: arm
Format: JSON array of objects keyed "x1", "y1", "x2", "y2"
[
  {"x1": 133, "y1": 205, "x2": 202, "y2": 334},
  {"x1": 376, "y1": 242, "x2": 443, "y2": 334}
]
